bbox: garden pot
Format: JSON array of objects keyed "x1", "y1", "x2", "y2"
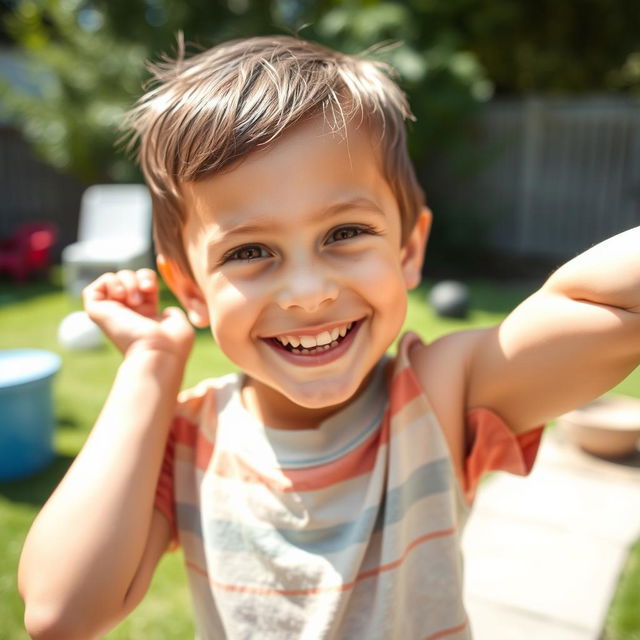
[{"x1": 558, "y1": 394, "x2": 640, "y2": 459}]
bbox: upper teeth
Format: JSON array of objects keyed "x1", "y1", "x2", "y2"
[{"x1": 275, "y1": 322, "x2": 353, "y2": 348}]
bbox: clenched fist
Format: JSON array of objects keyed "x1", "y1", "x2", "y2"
[{"x1": 83, "y1": 269, "x2": 194, "y2": 361}]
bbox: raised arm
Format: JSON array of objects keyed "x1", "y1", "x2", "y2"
[
  {"x1": 18, "y1": 269, "x2": 194, "y2": 640},
  {"x1": 465, "y1": 226, "x2": 640, "y2": 432}
]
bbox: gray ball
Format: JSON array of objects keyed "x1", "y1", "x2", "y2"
[{"x1": 429, "y1": 280, "x2": 470, "y2": 319}]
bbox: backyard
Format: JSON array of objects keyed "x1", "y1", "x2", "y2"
[{"x1": 1, "y1": 273, "x2": 639, "y2": 639}]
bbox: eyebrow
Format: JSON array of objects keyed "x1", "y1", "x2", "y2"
[{"x1": 208, "y1": 198, "x2": 386, "y2": 242}]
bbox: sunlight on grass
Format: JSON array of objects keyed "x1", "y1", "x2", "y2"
[
  {"x1": 1, "y1": 276, "x2": 639, "y2": 639},
  {"x1": 605, "y1": 539, "x2": 640, "y2": 640}
]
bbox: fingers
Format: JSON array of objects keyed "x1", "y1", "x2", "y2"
[
  {"x1": 83, "y1": 269, "x2": 159, "y2": 311},
  {"x1": 115, "y1": 270, "x2": 141, "y2": 306},
  {"x1": 136, "y1": 268, "x2": 159, "y2": 311},
  {"x1": 137, "y1": 268, "x2": 157, "y2": 293}
]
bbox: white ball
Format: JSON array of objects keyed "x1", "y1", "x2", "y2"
[{"x1": 58, "y1": 311, "x2": 105, "y2": 351}]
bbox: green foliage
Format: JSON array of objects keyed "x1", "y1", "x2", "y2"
[
  {"x1": 0, "y1": 0, "x2": 488, "y2": 183},
  {"x1": 0, "y1": 0, "x2": 145, "y2": 182},
  {"x1": 3, "y1": 0, "x2": 640, "y2": 183},
  {"x1": 0, "y1": 0, "x2": 281, "y2": 182},
  {"x1": 3, "y1": 0, "x2": 638, "y2": 269},
  {"x1": 304, "y1": 2, "x2": 490, "y2": 160},
  {"x1": 455, "y1": 0, "x2": 640, "y2": 95}
]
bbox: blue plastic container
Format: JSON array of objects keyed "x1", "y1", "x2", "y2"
[{"x1": 0, "y1": 349, "x2": 61, "y2": 481}]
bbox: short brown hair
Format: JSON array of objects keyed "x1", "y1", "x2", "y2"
[{"x1": 122, "y1": 35, "x2": 425, "y2": 277}]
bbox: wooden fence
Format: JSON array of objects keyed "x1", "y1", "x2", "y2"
[
  {"x1": 1, "y1": 97, "x2": 639, "y2": 262},
  {"x1": 426, "y1": 97, "x2": 640, "y2": 259},
  {"x1": 0, "y1": 125, "x2": 84, "y2": 257}
]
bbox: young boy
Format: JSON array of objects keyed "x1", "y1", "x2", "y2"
[{"x1": 18, "y1": 36, "x2": 640, "y2": 639}]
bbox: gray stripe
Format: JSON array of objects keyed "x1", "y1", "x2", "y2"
[{"x1": 176, "y1": 457, "x2": 453, "y2": 556}]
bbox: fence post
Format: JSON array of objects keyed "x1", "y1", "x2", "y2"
[{"x1": 517, "y1": 97, "x2": 544, "y2": 253}]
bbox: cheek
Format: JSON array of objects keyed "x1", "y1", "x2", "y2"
[
  {"x1": 349, "y1": 250, "x2": 407, "y2": 304},
  {"x1": 206, "y1": 279, "x2": 265, "y2": 345},
  {"x1": 358, "y1": 253, "x2": 408, "y2": 337}
]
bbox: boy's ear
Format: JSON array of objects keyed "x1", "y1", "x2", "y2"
[
  {"x1": 156, "y1": 254, "x2": 210, "y2": 328},
  {"x1": 400, "y1": 207, "x2": 432, "y2": 290}
]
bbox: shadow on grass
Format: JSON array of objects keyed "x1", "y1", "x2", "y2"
[
  {"x1": 419, "y1": 279, "x2": 540, "y2": 316},
  {"x1": 57, "y1": 414, "x2": 82, "y2": 431},
  {"x1": 159, "y1": 285, "x2": 181, "y2": 309},
  {"x1": 0, "y1": 271, "x2": 64, "y2": 307},
  {"x1": 0, "y1": 265, "x2": 181, "y2": 308},
  {"x1": 466, "y1": 280, "x2": 538, "y2": 315},
  {"x1": 0, "y1": 454, "x2": 74, "y2": 507}
]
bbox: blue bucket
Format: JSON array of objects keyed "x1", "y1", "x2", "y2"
[{"x1": 0, "y1": 349, "x2": 61, "y2": 481}]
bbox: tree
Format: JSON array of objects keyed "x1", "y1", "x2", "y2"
[
  {"x1": 452, "y1": 0, "x2": 640, "y2": 94},
  {"x1": 0, "y1": 0, "x2": 487, "y2": 183}
]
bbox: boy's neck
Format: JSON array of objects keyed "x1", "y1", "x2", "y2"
[{"x1": 240, "y1": 374, "x2": 373, "y2": 431}]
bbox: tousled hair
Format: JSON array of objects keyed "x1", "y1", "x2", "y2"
[{"x1": 122, "y1": 35, "x2": 425, "y2": 278}]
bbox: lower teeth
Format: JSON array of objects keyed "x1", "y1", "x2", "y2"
[{"x1": 293, "y1": 339, "x2": 340, "y2": 354}]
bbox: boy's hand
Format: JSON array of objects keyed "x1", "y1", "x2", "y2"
[{"x1": 83, "y1": 269, "x2": 194, "y2": 360}]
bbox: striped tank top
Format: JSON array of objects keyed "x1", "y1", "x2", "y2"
[{"x1": 155, "y1": 332, "x2": 542, "y2": 639}]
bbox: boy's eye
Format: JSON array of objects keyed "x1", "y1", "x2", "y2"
[
  {"x1": 225, "y1": 245, "x2": 270, "y2": 262},
  {"x1": 326, "y1": 226, "x2": 367, "y2": 244}
]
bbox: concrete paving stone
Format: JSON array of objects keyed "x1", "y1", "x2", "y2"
[
  {"x1": 464, "y1": 594, "x2": 596, "y2": 640},
  {"x1": 473, "y1": 464, "x2": 640, "y2": 546},
  {"x1": 462, "y1": 510, "x2": 628, "y2": 632},
  {"x1": 462, "y1": 428, "x2": 640, "y2": 637}
]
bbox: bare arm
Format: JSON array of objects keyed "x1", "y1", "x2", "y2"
[
  {"x1": 18, "y1": 269, "x2": 194, "y2": 639},
  {"x1": 466, "y1": 226, "x2": 640, "y2": 431},
  {"x1": 410, "y1": 227, "x2": 640, "y2": 482}
]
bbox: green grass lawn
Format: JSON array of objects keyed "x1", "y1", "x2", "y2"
[{"x1": 1, "y1": 274, "x2": 638, "y2": 639}]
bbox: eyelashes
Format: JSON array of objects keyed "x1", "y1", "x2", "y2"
[
  {"x1": 225, "y1": 245, "x2": 270, "y2": 262},
  {"x1": 219, "y1": 224, "x2": 382, "y2": 265},
  {"x1": 326, "y1": 224, "x2": 377, "y2": 244}
]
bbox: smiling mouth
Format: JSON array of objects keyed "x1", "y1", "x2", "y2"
[{"x1": 269, "y1": 321, "x2": 359, "y2": 355}]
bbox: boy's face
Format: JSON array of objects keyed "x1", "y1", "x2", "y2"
[{"x1": 170, "y1": 116, "x2": 429, "y2": 427}]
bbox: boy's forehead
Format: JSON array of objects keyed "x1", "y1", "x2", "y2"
[{"x1": 180, "y1": 117, "x2": 399, "y2": 232}]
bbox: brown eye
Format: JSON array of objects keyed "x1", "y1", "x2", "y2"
[
  {"x1": 328, "y1": 226, "x2": 362, "y2": 244},
  {"x1": 228, "y1": 245, "x2": 269, "y2": 262}
]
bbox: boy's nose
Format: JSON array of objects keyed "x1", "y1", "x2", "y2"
[{"x1": 275, "y1": 267, "x2": 339, "y2": 313}]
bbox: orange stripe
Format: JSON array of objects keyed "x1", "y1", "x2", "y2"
[
  {"x1": 206, "y1": 372, "x2": 435, "y2": 494},
  {"x1": 172, "y1": 365, "x2": 424, "y2": 492},
  {"x1": 211, "y1": 411, "x2": 390, "y2": 493},
  {"x1": 354, "y1": 527, "x2": 455, "y2": 582},
  {"x1": 389, "y1": 366, "x2": 423, "y2": 417},
  {"x1": 186, "y1": 526, "x2": 456, "y2": 596},
  {"x1": 154, "y1": 425, "x2": 178, "y2": 544},
  {"x1": 424, "y1": 619, "x2": 469, "y2": 640},
  {"x1": 173, "y1": 416, "x2": 214, "y2": 472}
]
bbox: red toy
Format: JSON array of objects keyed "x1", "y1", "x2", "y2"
[{"x1": 0, "y1": 222, "x2": 58, "y2": 282}]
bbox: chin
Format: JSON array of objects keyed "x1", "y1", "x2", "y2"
[{"x1": 285, "y1": 379, "x2": 360, "y2": 410}]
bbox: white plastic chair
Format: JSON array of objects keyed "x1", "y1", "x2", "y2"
[{"x1": 62, "y1": 184, "x2": 153, "y2": 295}]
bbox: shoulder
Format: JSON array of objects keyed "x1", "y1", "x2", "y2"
[
  {"x1": 396, "y1": 330, "x2": 544, "y2": 502},
  {"x1": 176, "y1": 372, "x2": 241, "y2": 428},
  {"x1": 403, "y1": 328, "x2": 489, "y2": 409},
  {"x1": 399, "y1": 328, "x2": 491, "y2": 481}
]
